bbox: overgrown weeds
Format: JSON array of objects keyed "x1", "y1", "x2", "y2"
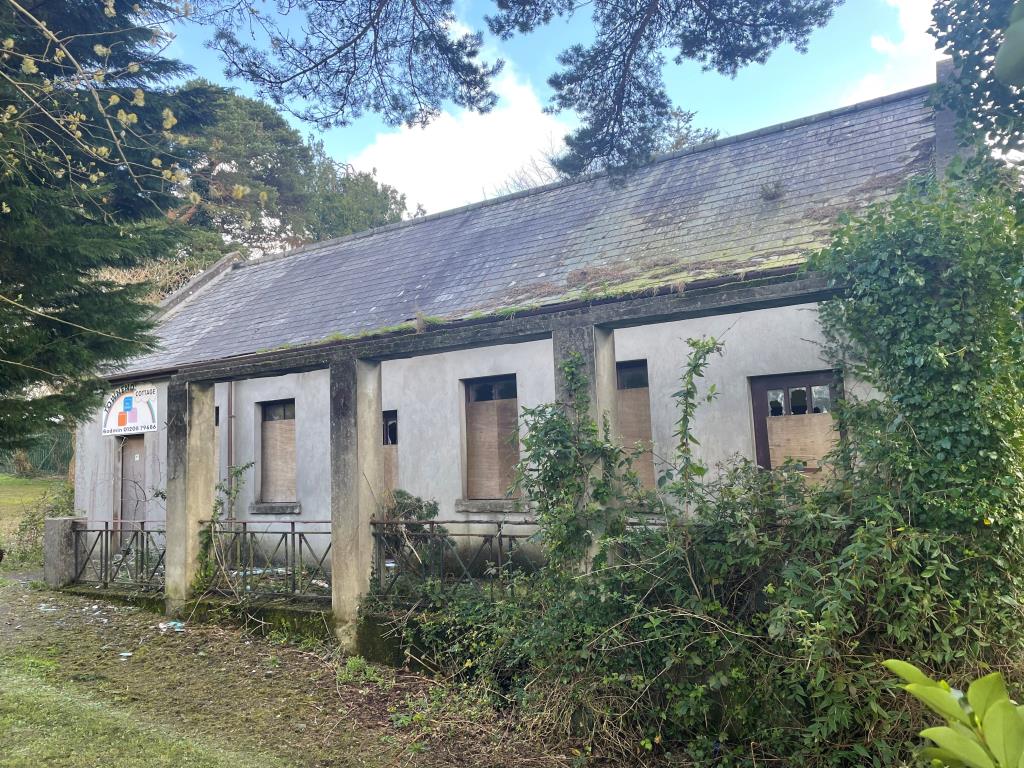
[
  {"x1": 1, "y1": 480, "x2": 74, "y2": 567},
  {"x1": 371, "y1": 177, "x2": 1024, "y2": 765}
]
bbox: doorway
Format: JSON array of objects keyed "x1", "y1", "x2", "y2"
[{"x1": 119, "y1": 436, "x2": 147, "y2": 543}]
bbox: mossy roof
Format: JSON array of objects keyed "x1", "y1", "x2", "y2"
[{"x1": 126, "y1": 85, "x2": 936, "y2": 375}]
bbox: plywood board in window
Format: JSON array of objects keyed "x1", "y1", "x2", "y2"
[
  {"x1": 382, "y1": 444, "x2": 399, "y2": 492},
  {"x1": 766, "y1": 413, "x2": 836, "y2": 470},
  {"x1": 261, "y1": 418, "x2": 296, "y2": 502},
  {"x1": 616, "y1": 387, "x2": 655, "y2": 489},
  {"x1": 466, "y1": 399, "x2": 519, "y2": 499}
]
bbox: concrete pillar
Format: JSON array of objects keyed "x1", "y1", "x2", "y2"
[
  {"x1": 552, "y1": 323, "x2": 618, "y2": 436},
  {"x1": 552, "y1": 324, "x2": 619, "y2": 568},
  {"x1": 43, "y1": 516, "x2": 86, "y2": 588},
  {"x1": 164, "y1": 379, "x2": 216, "y2": 613},
  {"x1": 330, "y1": 356, "x2": 383, "y2": 649}
]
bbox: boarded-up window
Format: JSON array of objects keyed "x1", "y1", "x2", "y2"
[
  {"x1": 616, "y1": 360, "x2": 655, "y2": 489},
  {"x1": 261, "y1": 399, "x2": 296, "y2": 502},
  {"x1": 382, "y1": 410, "x2": 399, "y2": 492},
  {"x1": 465, "y1": 375, "x2": 519, "y2": 500},
  {"x1": 751, "y1": 372, "x2": 837, "y2": 472}
]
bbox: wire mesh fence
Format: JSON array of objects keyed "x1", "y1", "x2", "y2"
[{"x1": 0, "y1": 429, "x2": 74, "y2": 476}]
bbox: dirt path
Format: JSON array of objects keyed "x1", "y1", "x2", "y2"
[{"x1": 0, "y1": 573, "x2": 559, "y2": 767}]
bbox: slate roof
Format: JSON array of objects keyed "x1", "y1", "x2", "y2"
[{"x1": 126, "y1": 85, "x2": 937, "y2": 376}]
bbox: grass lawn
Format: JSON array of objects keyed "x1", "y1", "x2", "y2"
[
  {"x1": 0, "y1": 574, "x2": 557, "y2": 767},
  {"x1": 0, "y1": 663, "x2": 288, "y2": 768},
  {"x1": 0, "y1": 473, "x2": 62, "y2": 541}
]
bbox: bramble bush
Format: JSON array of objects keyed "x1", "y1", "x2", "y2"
[{"x1": 387, "y1": 176, "x2": 1024, "y2": 764}]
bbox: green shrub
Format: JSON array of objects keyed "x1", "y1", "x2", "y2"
[
  {"x1": 336, "y1": 655, "x2": 394, "y2": 690},
  {"x1": 381, "y1": 178, "x2": 1024, "y2": 764},
  {"x1": 3, "y1": 482, "x2": 75, "y2": 566}
]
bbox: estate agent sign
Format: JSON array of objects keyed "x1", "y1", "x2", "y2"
[{"x1": 102, "y1": 385, "x2": 159, "y2": 436}]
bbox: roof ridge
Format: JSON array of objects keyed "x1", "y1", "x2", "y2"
[{"x1": 236, "y1": 82, "x2": 935, "y2": 271}]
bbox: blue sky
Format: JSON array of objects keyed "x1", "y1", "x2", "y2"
[{"x1": 169, "y1": 0, "x2": 940, "y2": 213}]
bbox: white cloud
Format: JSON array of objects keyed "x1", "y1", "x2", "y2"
[
  {"x1": 842, "y1": 0, "x2": 943, "y2": 105},
  {"x1": 347, "y1": 71, "x2": 572, "y2": 215}
]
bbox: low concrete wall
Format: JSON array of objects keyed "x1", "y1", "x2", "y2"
[{"x1": 43, "y1": 516, "x2": 86, "y2": 588}]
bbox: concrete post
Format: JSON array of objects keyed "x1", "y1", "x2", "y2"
[
  {"x1": 43, "y1": 516, "x2": 86, "y2": 588},
  {"x1": 552, "y1": 324, "x2": 618, "y2": 437},
  {"x1": 164, "y1": 379, "x2": 216, "y2": 613},
  {"x1": 330, "y1": 356, "x2": 383, "y2": 649},
  {"x1": 551, "y1": 324, "x2": 619, "y2": 567}
]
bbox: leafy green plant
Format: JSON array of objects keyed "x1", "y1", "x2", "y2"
[
  {"x1": 336, "y1": 655, "x2": 394, "y2": 690},
  {"x1": 370, "y1": 177, "x2": 1024, "y2": 764},
  {"x1": 887, "y1": 660, "x2": 1024, "y2": 768},
  {"x1": 193, "y1": 463, "x2": 253, "y2": 594},
  {"x1": 515, "y1": 352, "x2": 655, "y2": 568},
  {"x1": 2, "y1": 482, "x2": 75, "y2": 567}
]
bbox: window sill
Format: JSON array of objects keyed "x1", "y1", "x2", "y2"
[
  {"x1": 249, "y1": 502, "x2": 301, "y2": 516},
  {"x1": 454, "y1": 499, "x2": 522, "y2": 515}
]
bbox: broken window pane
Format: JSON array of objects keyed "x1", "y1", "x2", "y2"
[
  {"x1": 261, "y1": 399, "x2": 295, "y2": 421},
  {"x1": 752, "y1": 372, "x2": 838, "y2": 472},
  {"x1": 811, "y1": 386, "x2": 832, "y2": 414},
  {"x1": 382, "y1": 410, "x2": 398, "y2": 445},
  {"x1": 493, "y1": 378, "x2": 518, "y2": 400},
  {"x1": 789, "y1": 388, "x2": 808, "y2": 415},
  {"x1": 469, "y1": 382, "x2": 495, "y2": 402},
  {"x1": 616, "y1": 360, "x2": 649, "y2": 390}
]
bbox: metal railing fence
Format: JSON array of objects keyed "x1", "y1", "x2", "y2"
[
  {"x1": 198, "y1": 519, "x2": 332, "y2": 601},
  {"x1": 72, "y1": 521, "x2": 166, "y2": 591},
  {"x1": 371, "y1": 518, "x2": 541, "y2": 602}
]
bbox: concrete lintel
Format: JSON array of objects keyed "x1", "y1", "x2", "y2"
[
  {"x1": 164, "y1": 378, "x2": 217, "y2": 612},
  {"x1": 330, "y1": 357, "x2": 383, "y2": 650},
  {"x1": 43, "y1": 516, "x2": 87, "y2": 588},
  {"x1": 170, "y1": 274, "x2": 833, "y2": 386}
]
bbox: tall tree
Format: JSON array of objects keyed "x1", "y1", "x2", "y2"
[
  {"x1": 175, "y1": 79, "x2": 315, "y2": 254},
  {"x1": 174, "y1": 86, "x2": 407, "y2": 250},
  {"x1": 304, "y1": 139, "x2": 406, "y2": 241},
  {"x1": 196, "y1": 0, "x2": 840, "y2": 175},
  {"x1": 105, "y1": 85, "x2": 407, "y2": 299},
  {"x1": 0, "y1": 0, "x2": 205, "y2": 449},
  {"x1": 932, "y1": 0, "x2": 1024, "y2": 155}
]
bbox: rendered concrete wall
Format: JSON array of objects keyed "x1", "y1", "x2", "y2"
[
  {"x1": 380, "y1": 338, "x2": 557, "y2": 518},
  {"x1": 223, "y1": 370, "x2": 332, "y2": 527},
  {"x1": 164, "y1": 381, "x2": 216, "y2": 609},
  {"x1": 330, "y1": 358, "x2": 383, "y2": 644},
  {"x1": 614, "y1": 302, "x2": 829, "y2": 477},
  {"x1": 43, "y1": 516, "x2": 87, "y2": 588},
  {"x1": 74, "y1": 305, "x2": 833, "y2": 523},
  {"x1": 73, "y1": 380, "x2": 169, "y2": 524},
  {"x1": 381, "y1": 304, "x2": 830, "y2": 507}
]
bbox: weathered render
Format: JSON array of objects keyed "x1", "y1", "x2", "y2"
[{"x1": 66, "y1": 79, "x2": 952, "y2": 644}]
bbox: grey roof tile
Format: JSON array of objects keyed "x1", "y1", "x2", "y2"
[{"x1": 126, "y1": 87, "x2": 935, "y2": 375}]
